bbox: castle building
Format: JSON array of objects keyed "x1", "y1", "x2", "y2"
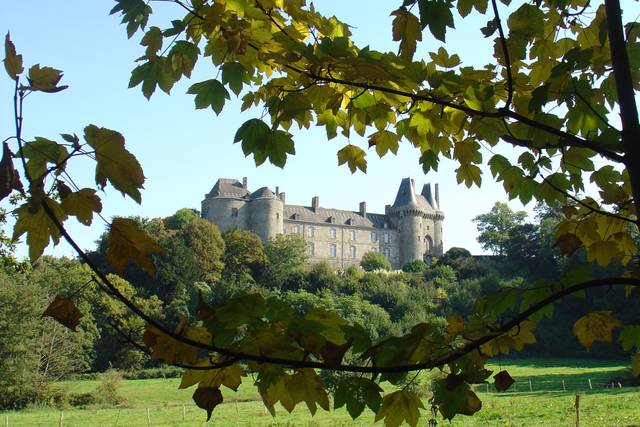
[{"x1": 201, "y1": 177, "x2": 444, "y2": 269}]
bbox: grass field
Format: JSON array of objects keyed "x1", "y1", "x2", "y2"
[{"x1": 1, "y1": 358, "x2": 638, "y2": 426}]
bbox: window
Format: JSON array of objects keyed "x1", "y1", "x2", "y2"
[
  {"x1": 307, "y1": 226, "x2": 315, "y2": 237},
  {"x1": 383, "y1": 232, "x2": 390, "y2": 243},
  {"x1": 372, "y1": 247, "x2": 378, "y2": 252},
  {"x1": 307, "y1": 242, "x2": 314, "y2": 256},
  {"x1": 329, "y1": 228, "x2": 337, "y2": 239},
  {"x1": 383, "y1": 247, "x2": 392, "y2": 259},
  {"x1": 329, "y1": 244, "x2": 337, "y2": 257},
  {"x1": 349, "y1": 230, "x2": 356, "y2": 241},
  {"x1": 231, "y1": 207, "x2": 238, "y2": 217},
  {"x1": 349, "y1": 245, "x2": 356, "y2": 258},
  {"x1": 371, "y1": 231, "x2": 378, "y2": 242},
  {"x1": 293, "y1": 224, "x2": 301, "y2": 234}
]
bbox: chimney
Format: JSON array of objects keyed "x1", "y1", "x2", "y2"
[
  {"x1": 242, "y1": 177, "x2": 248, "y2": 189},
  {"x1": 359, "y1": 201, "x2": 366, "y2": 216},
  {"x1": 434, "y1": 183, "x2": 440, "y2": 209},
  {"x1": 279, "y1": 192, "x2": 286, "y2": 203},
  {"x1": 275, "y1": 186, "x2": 279, "y2": 196},
  {"x1": 312, "y1": 196, "x2": 319, "y2": 211}
]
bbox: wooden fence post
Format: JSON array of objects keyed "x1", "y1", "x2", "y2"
[
  {"x1": 588, "y1": 378, "x2": 592, "y2": 390},
  {"x1": 235, "y1": 400, "x2": 239, "y2": 416},
  {"x1": 146, "y1": 408, "x2": 151, "y2": 426},
  {"x1": 115, "y1": 409, "x2": 121, "y2": 427},
  {"x1": 575, "y1": 394, "x2": 580, "y2": 427},
  {"x1": 486, "y1": 383, "x2": 489, "y2": 393},
  {"x1": 4, "y1": 414, "x2": 8, "y2": 427},
  {"x1": 529, "y1": 379, "x2": 532, "y2": 392},
  {"x1": 58, "y1": 411, "x2": 63, "y2": 427},
  {"x1": 182, "y1": 405, "x2": 186, "y2": 421},
  {"x1": 562, "y1": 380, "x2": 566, "y2": 391},
  {"x1": 618, "y1": 382, "x2": 622, "y2": 389}
]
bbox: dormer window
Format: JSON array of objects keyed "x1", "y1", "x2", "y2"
[
  {"x1": 291, "y1": 213, "x2": 300, "y2": 220},
  {"x1": 345, "y1": 218, "x2": 353, "y2": 225},
  {"x1": 327, "y1": 216, "x2": 335, "y2": 223}
]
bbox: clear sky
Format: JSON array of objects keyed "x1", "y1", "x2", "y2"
[{"x1": 0, "y1": 1, "x2": 534, "y2": 259}]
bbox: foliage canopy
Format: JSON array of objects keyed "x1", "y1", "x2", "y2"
[{"x1": 2, "y1": 0, "x2": 640, "y2": 424}]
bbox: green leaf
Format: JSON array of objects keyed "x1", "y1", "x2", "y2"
[
  {"x1": 432, "y1": 378, "x2": 482, "y2": 420},
  {"x1": 416, "y1": 0, "x2": 455, "y2": 42},
  {"x1": 187, "y1": 79, "x2": 230, "y2": 115},
  {"x1": 391, "y1": 7, "x2": 422, "y2": 61},
  {"x1": 4, "y1": 32, "x2": 23, "y2": 80},
  {"x1": 334, "y1": 377, "x2": 382, "y2": 419},
  {"x1": 22, "y1": 137, "x2": 69, "y2": 179},
  {"x1": 619, "y1": 325, "x2": 640, "y2": 352},
  {"x1": 167, "y1": 40, "x2": 199, "y2": 78},
  {"x1": 110, "y1": 0, "x2": 152, "y2": 38},
  {"x1": 233, "y1": 120, "x2": 295, "y2": 168},
  {"x1": 84, "y1": 125, "x2": 145, "y2": 203},
  {"x1": 129, "y1": 58, "x2": 175, "y2": 99},
  {"x1": 221, "y1": 62, "x2": 247, "y2": 95},
  {"x1": 141, "y1": 26, "x2": 163, "y2": 58},
  {"x1": 429, "y1": 47, "x2": 461, "y2": 68},
  {"x1": 456, "y1": 163, "x2": 482, "y2": 188},
  {"x1": 368, "y1": 130, "x2": 399, "y2": 157},
  {"x1": 337, "y1": 144, "x2": 367, "y2": 173},
  {"x1": 375, "y1": 390, "x2": 425, "y2": 427},
  {"x1": 286, "y1": 369, "x2": 330, "y2": 415}
]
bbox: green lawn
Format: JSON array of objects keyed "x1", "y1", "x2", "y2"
[{"x1": 2, "y1": 358, "x2": 638, "y2": 426}]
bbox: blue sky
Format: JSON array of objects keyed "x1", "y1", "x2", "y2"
[{"x1": 0, "y1": 1, "x2": 534, "y2": 258}]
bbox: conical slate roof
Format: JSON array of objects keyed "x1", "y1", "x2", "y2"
[
  {"x1": 249, "y1": 186, "x2": 277, "y2": 200},
  {"x1": 206, "y1": 178, "x2": 249, "y2": 198},
  {"x1": 392, "y1": 178, "x2": 436, "y2": 211}
]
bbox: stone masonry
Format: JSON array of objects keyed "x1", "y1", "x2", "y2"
[{"x1": 201, "y1": 177, "x2": 444, "y2": 269}]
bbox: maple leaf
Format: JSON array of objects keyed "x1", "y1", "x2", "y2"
[
  {"x1": 3, "y1": 32, "x2": 23, "y2": 80},
  {"x1": 42, "y1": 295, "x2": 83, "y2": 331},
  {"x1": 60, "y1": 188, "x2": 103, "y2": 226},
  {"x1": 12, "y1": 197, "x2": 67, "y2": 261},
  {"x1": 286, "y1": 369, "x2": 330, "y2": 415},
  {"x1": 391, "y1": 7, "x2": 422, "y2": 61},
  {"x1": 84, "y1": 125, "x2": 145, "y2": 203},
  {"x1": 192, "y1": 387, "x2": 223, "y2": 421},
  {"x1": 432, "y1": 379, "x2": 481, "y2": 420},
  {"x1": 368, "y1": 130, "x2": 399, "y2": 157},
  {"x1": 375, "y1": 390, "x2": 425, "y2": 427},
  {"x1": 143, "y1": 320, "x2": 209, "y2": 365},
  {"x1": 106, "y1": 217, "x2": 164, "y2": 276},
  {"x1": 0, "y1": 142, "x2": 23, "y2": 201},
  {"x1": 493, "y1": 370, "x2": 515, "y2": 392},
  {"x1": 573, "y1": 311, "x2": 622, "y2": 350},
  {"x1": 27, "y1": 64, "x2": 67, "y2": 92},
  {"x1": 22, "y1": 137, "x2": 69, "y2": 179},
  {"x1": 180, "y1": 361, "x2": 244, "y2": 391},
  {"x1": 337, "y1": 144, "x2": 367, "y2": 173},
  {"x1": 334, "y1": 377, "x2": 383, "y2": 419}
]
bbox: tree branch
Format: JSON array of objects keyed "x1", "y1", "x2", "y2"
[{"x1": 491, "y1": 0, "x2": 513, "y2": 110}]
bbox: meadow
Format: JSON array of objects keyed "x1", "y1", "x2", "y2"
[{"x1": 1, "y1": 358, "x2": 638, "y2": 426}]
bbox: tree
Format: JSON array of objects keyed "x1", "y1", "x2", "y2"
[
  {"x1": 473, "y1": 202, "x2": 527, "y2": 256},
  {"x1": 221, "y1": 228, "x2": 267, "y2": 283},
  {"x1": 2, "y1": 0, "x2": 640, "y2": 423},
  {"x1": 360, "y1": 251, "x2": 392, "y2": 271},
  {"x1": 262, "y1": 233, "x2": 307, "y2": 288}
]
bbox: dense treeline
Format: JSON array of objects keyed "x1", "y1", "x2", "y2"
[{"x1": 0, "y1": 203, "x2": 636, "y2": 408}]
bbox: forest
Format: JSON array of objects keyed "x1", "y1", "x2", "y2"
[{"x1": 1, "y1": 201, "x2": 634, "y2": 410}]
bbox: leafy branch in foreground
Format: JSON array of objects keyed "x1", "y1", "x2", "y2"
[{"x1": 3, "y1": 0, "x2": 640, "y2": 423}]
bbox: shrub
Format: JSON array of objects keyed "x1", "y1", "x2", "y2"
[
  {"x1": 68, "y1": 393, "x2": 97, "y2": 407},
  {"x1": 360, "y1": 251, "x2": 391, "y2": 271},
  {"x1": 402, "y1": 259, "x2": 427, "y2": 273},
  {"x1": 95, "y1": 369, "x2": 126, "y2": 406}
]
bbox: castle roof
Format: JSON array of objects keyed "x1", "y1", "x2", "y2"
[
  {"x1": 249, "y1": 187, "x2": 277, "y2": 200},
  {"x1": 283, "y1": 205, "x2": 386, "y2": 228},
  {"x1": 392, "y1": 177, "x2": 437, "y2": 211},
  {"x1": 206, "y1": 178, "x2": 249, "y2": 198}
]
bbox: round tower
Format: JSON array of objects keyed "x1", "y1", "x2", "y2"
[
  {"x1": 201, "y1": 178, "x2": 250, "y2": 231},
  {"x1": 248, "y1": 187, "x2": 284, "y2": 242},
  {"x1": 398, "y1": 208, "x2": 424, "y2": 266}
]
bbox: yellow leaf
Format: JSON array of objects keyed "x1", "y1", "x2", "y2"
[
  {"x1": 106, "y1": 217, "x2": 164, "y2": 276},
  {"x1": 143, "y1": 319, "x2": 209, "y2": 365},
  {"x1": 27, "y1": 64, "x2": 67, "y2": 92},
  {"x1": 61, "y1": 188, "x2": 102, "y2": 225},
  {"x1": 84, "y1": 125, "x2": 145, "y2": 203},
  {"x1": 42, "y1": 295, "x2": 83, "y2": 331},
  {"x1": 180, "y1": 361, "x2": 244, "y2": 391},
  {"x1": 375, "y1": 390, "x2": 425, "y2": 427},
  {"x1": 632, "y1": 353, "x2": 640, "y2": 377},
  {"x1": 480, "y1": 320, "x2": 536, "y2": 357},
  {"x1": 12, "y1": 198, "x2": 67, "y2": 261},
  {"x1": 447, "y1": 314, "x2": 465, "y2": 337},
  {"x1": 4, "y1": 32, "x2": 23, "y2": 80},
  {"x1": 286, "y1": 369, "x2": 330, "y2": 415},
  {"x1": 573, "y1": 311, "x2": 622, "y2": 350},
  {"x1": 456, "y1": 163, "x2": 482, "y2": 188},
  {"x1": 586, "y1": 241, "x2": 622, "y2": 267}
]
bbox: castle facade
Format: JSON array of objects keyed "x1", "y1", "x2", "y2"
[{"x1": 201, "y1": 177, "x2": 444, "y2": 269}]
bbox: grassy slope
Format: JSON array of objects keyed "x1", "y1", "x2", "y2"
[{"x1": 2, "y1": 358, "x2": 638, "y2": 426}]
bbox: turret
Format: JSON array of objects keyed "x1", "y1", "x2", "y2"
[
  {"x1": 248, "y1": 187, "x2": 284, "y2": 241},
  {"x1": 201, "y1": 178, "x2": 249, "y2": 231}
]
